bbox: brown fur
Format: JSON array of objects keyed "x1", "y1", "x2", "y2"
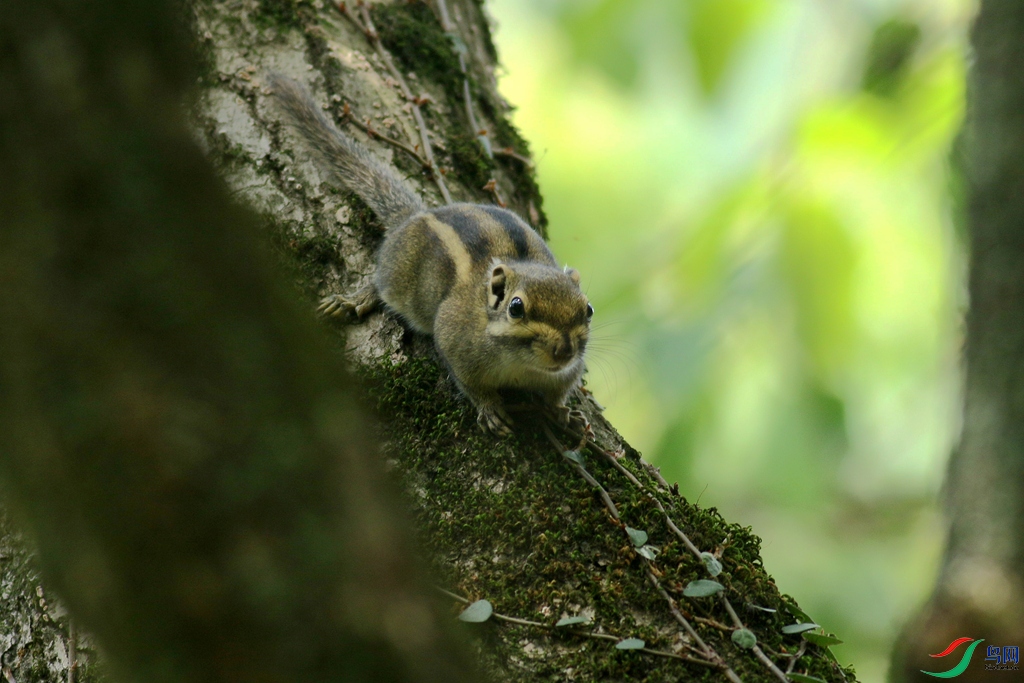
[{"x1": 272, "y1": 75, "x2": 591, "y2": 435}]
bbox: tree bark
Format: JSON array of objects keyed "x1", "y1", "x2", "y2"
[
  {"x1": 0, "y1": 1, "x2": 853, "y2": 682},
  {"x1": 892, "y1": 2, "x2": 1024, "y2": 681}
]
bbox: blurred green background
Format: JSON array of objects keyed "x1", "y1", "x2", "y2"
[{"x1": 485, "y1": 0, "x2": 973, "y2": 680}]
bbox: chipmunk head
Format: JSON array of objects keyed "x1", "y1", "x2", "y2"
[{"x1": 486, "y1": 262, "x2": 592, "y2": 372}]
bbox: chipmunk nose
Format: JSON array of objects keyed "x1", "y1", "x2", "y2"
[{"x1": 552, "y1": 336, "x2": 574, "y2": 363}]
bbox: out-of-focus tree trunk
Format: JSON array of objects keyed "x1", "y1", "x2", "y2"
[
  {"x1": 0, "y1": 2, "x2": 853, "y2": 682},
  {"x1": 892, "y1": 2, "x2": 1024, "y2": 681},
  {"x1": 0, "y1": 2, "x2": 480, "y2": 682}
]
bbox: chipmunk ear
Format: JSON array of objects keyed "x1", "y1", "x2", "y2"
[
  {"x1": 489, "y1": 264, "x2": 508, "y2": 309},
  {"x1": 564, "y1": 266, "x2": 580, "y2": 285}
]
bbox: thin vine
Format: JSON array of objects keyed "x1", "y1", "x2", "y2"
[{"x1": 336, "y1": 1, "x2": 453, "y2": 204}]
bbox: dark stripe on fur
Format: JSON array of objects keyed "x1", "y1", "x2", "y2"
[
  {"x1": 434, "y1": 206, "x2": 491, "y2": 263},
  {"x1": 482, "y1": 206, "x2": 531, "y2": 259}
]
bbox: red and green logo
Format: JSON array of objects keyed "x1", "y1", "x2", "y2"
[{"x1": 921, "y1": 637, "x2": 984, "y2": 678}]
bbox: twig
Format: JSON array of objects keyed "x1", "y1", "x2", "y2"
[
  {"x1": 721, "y1": 595, "x2": 790, "y2": 683},
  {"x1": 338, "y1": 1, "x2": 452, "y2": 204},
  {"x1": 587, "y1": 435, "x2": 795, "y2": 683},
  {"x1": 692, "y1": 615, "x2": 735, "y2": 631},
  {"x1": 541, "y1": 426, "x2": 618, "y2": 519},
  {"x1": 785, "y1": 641, "x2": 808, "y2": 675},
  {"x1": 433, "y1": 0, "x2": 494, "y2": 160},
  {"x1": 2, "y1": 668, "x2": 16, "y2": 683},
  {"x1": 494, "y1": 147, "x2": 534, "y2": 167},
  {"x1": 647, "y1": 566, "x2": 744, "y2": 683},
  {"x1": 359, "y1": 3, "x2": 451, "y2": 204},
  {"x1": 542, "y1": 425, "x2": 743, "y2": 681},
  {"x1": 345, "y1": 111, "x2": 426, "y2": 166},
  {"x1": 481, "y1": 179, "x2": 506, "y2": 207},
  {"x1": 590, "y1": 441, "x2": 703, "y2": 559},
  {"x1": 434, "y1": 586, "x2": 718, "y2": 667}
]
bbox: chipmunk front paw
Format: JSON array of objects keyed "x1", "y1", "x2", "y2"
[
  {"x1": 550, "y1": 403, "x2": 585, "y2": 425},
  {"x1": 317, "y1": 284, "x2": 379, "y2": 321},
  {"x1": 477, "y1": 404, "x2": 513, "y2": 437}
]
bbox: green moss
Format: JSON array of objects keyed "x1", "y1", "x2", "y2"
[
  {"x1": 357, "y1": 354, "x2": 854, "y2": 681},
  {"x1": 371, "y1": 3, "x2": 463, "y2": 106},
  {"x1": 369, "y1": 1, "x2": 547, "y2": 228},
  {"x1": 252, "y1": 0, "x2": 314, "y2": 30},
  {"x1": 448, "y1": 131, "x2": 496, "y2": 193},
  {"x1": 479, "y1": 94, "x2": 549, "y2": 233}
]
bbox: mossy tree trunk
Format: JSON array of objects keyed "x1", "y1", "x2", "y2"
[
  {"x1": 0, "y1": 1, "x2": 853, "y2": 682},
  {"x1": 892, "y1": 2, "x2": 1024, "y2": 681}
]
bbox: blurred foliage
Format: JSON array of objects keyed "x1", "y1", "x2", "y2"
[
  {"x1": 487, "y1": 0, "x2": 974, "y2": 681},
  {"x1": 862, "y1": 19, "x2": 923, "y2": 96}
]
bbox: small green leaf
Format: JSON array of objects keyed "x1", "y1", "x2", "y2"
[
  {"x1": 563, "y1": 450, "x2": 583, "y2": 464},
  {"x1": 626, "y1": 527, "x2": 648, "y2": 547},
  {"x1": 683, "y1": 580, "x2": 724, "y2": 597},
  {"x1": 731, "y1": 628, "x2": 757, "y2": 649},
  {"x1": 787, "y1": 675, "x2": 827, "y2": 683},
  {"x1": 636, "y1": 545, "x2": 660, "y2": 560},
  {"x1": 781, "y1": 623, "x2": 820, "y2": 635},
  {"x1": 803, "y1": 632, "x2": 843, "y2": 647},
  {"x1": 700, "y1": 552, "x2": 723, "y2": 577},
  {"x1": 615, "y1": 638, "x2": 645, "y2": 650},
  {"x1": 783, "y1": 602, "x2": 814, "y2": 623},
  {"x1": 458, "y1": 599, "x2": 493, "y2": 623},
  {"x1": 555, "y1": 615, "x2": 591, "y2": 627}
]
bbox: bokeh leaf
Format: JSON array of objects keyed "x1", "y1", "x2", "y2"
[
  {"x1": 862, "y1": 18, "x2": 922, "y2": 97},
  {"x1": 558, "y1": 0, "x2": 640, "y2": 88},
  {"x1": 686, "y1": 0, "x2": 770, "y2": 95}
]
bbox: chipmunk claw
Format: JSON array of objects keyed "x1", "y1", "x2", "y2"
[
  {"x1": 549, "y1": 404, "x2": 587, "y2": 430},
  {"x1": 478, "y1": 404, "x2": 513, "y2": 437},
  {"x1": 318, "y1": 294, "x2": 354, "y2": 318},
  {"x1": 318, "y1": 284, "x2": 380, "y2": 321}
]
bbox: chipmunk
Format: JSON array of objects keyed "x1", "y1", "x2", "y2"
[{"x1": 270, "y1": 74, "x2": 591, "y2": 435}]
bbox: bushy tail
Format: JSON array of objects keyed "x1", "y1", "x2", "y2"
[{"x1": 268, "y1": 73, "x2": 425, "y2": 226}]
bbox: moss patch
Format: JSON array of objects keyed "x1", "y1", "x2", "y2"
[
  {"x1": 252, "y1": 0, "x2": 314, "y2": 30},
  {"x1": 370, "y1": 1, "x2": 547, "y2": 230},
  {"x1": 371, "y1": 2, "x2": 463, "y2": 106},
  {"x1": 359, "y1": 354, "x2": 855, "y2": 682},
  {"x1": 448, "y1": 131, "x2": 496, "y2": 194}
]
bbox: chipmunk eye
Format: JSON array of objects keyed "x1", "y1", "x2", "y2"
[
  {"x1": 508, "y1": 297, "x2": 525, "y2": 319},
  {"x1": 586, "y1": 303, "x2": 594, "y2": 320}
]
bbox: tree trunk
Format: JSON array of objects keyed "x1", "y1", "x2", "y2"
[
  {"x1": 891, "y1": 2, "x2": 1024, "y2": 681},
  {"x1": 0, "y1": 1, "x2": 853, "y2": 682}
]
